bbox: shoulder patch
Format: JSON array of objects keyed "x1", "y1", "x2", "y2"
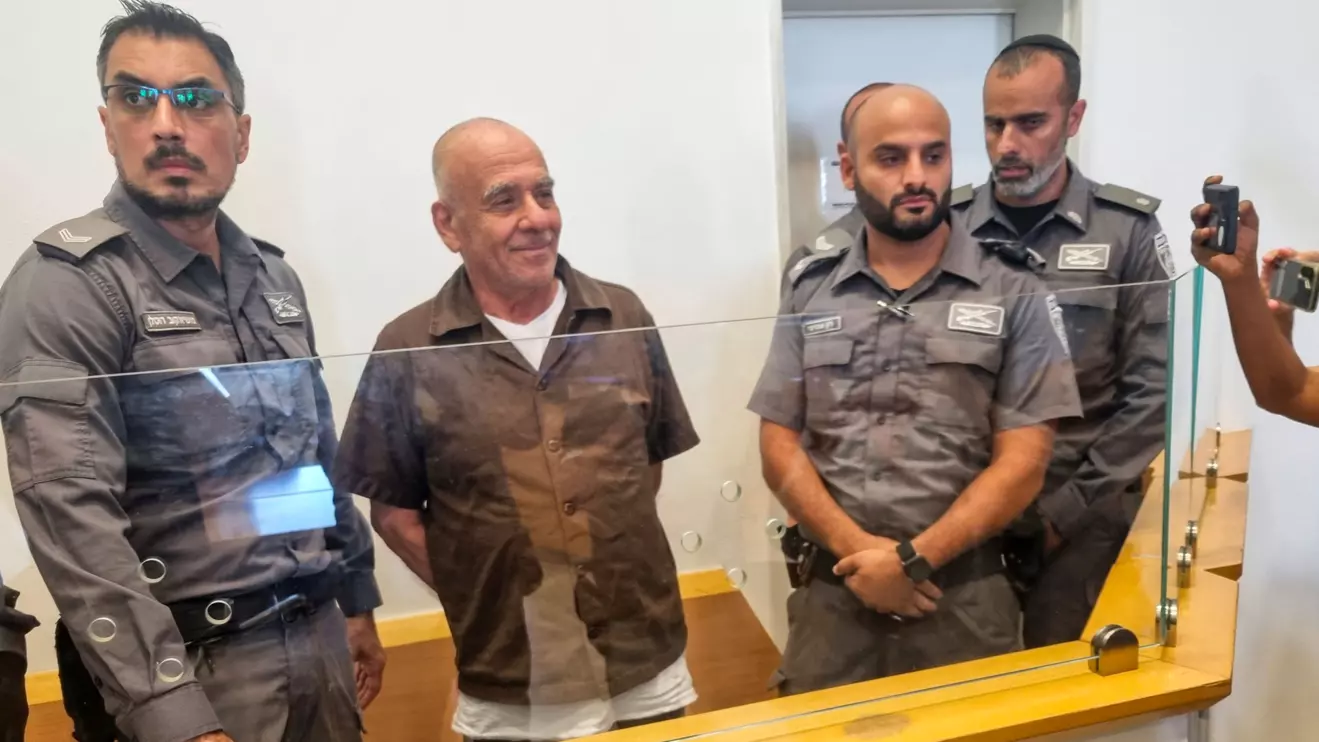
[
  {"x1": 32, "y1": 213, "x2": 127, "y2": 262},
  {"x1": 252, "y1": 238, "x2": 286, "y2": 258},
  {"x1": 1095, "y1": 183, "x2": 1161, "y2": 215},
  {"x1": 787, "y1": 247, "x2": 846, "y2": 287},
  {"x1": 950, "y1": 183, "x2": 975, "y2": 208}
]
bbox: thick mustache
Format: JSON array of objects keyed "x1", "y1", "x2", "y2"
[
  {"x1": 892, "y1": 190, "x2": 937, "y2": 207},
  {"x1": 145, "y1": 146, "x2": 205, "y2": 172}
]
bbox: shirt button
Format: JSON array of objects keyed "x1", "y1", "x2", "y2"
[
  {"x1": 563, "y1": 501, "x2": 577, "y2": 515},
  {"x1": 546, "y1": 439, "x2": 562, "y2": 453}
]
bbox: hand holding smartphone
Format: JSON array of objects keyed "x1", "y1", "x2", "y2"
[
  {"x1": 1268, "y1": 257, "x2": 1319, "y2": 312},
  {"x1": 1201, "y1": 183, "x2": 1240, "y2": 254}
]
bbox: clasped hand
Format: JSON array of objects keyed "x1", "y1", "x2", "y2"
[{"x1": 833, "y1": 538, "x2": 942, "y2": 618}]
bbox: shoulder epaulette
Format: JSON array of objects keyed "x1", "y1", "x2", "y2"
[
  {"x1": 252, "y1": 238, "x2": 286, "y2": 258},
  {"x1": 786, "y1": 246, "x2": 847, "y2": 287},
  {"x1": 1095, "y1": 183, "x2": 1161, "y2": 215},
  {"x1": 32, "y1": 212, "x2": 127, "y2": 263},
  {"x1": 950, "y1": 183, "x2": 975, "y2": 208}
]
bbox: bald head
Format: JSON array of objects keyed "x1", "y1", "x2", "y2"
[
  {"x1": 839, "y1": 82, "x2": 894, "y2": 142},
  {"x1": 846, "y1": 84, "x2": 950, "y2": 153},
  {"x1": 839, "y1": 84, "x2": 953, "y2": 243},
  {"x1": 428, "y1": 117, "x2": 561, "y2": 298},
  {"x1": 431, "y1": 117, "x2": 546, "y2": 202}
]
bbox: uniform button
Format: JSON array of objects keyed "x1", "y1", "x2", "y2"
[
  {"x1": 546, "y1": 439, "x2": 562, "y2": 453},
  {"x1": 563, "y1": 501, "x2": 577, "y2": 515},
  {"x1": 876, "y1": 413, "x2": 887, "y2": 424},
  {"x1": 536, "y1": 378, "x2": 549, "y2": 391},
  {"x1": 881, "y1": 361, "x2": 892, "y2": 372},
  {"x1": 587, "y1": 625, "x2": 603, "y2": 639}
]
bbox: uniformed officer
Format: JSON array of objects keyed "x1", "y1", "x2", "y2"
[
  {"x1": 950, "y1": 35, "x2": 1171, "y2": 648},
  {"x1": 779, "y1": 82, "x2": 893, "y2": 296},
  {"x1": 0, "y1": 3, "x2": 383, "y2": 741},
  {"x1": 0, "y1": 569, "x2": 39, "y2": 742},
  {"x1": 777, "y1": 82, "x2": 893, "y2": 581},
  {"x1": 750, "y1": 84, "x2": 1082, "y2": 694}
]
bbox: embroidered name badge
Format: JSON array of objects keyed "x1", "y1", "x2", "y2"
[
  {"x1": 947, "y1": 303, "x2": 1004, "y2": 337},
  {"x1": 803, "y1": 316, "x2": 843, "y2": 337},
  {"x1": 141, "y1": 311, "x2": 201, "y2": 334},
  {"x1": 1058, "y1": 244, "x2": 1112, "y2": 271},
  {"x1": 263, "y1": 292, "x2": 305, "y2": 325}
]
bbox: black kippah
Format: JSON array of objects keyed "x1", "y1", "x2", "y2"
[{"x1": 999, "y1": 34, "x2": 1078, "y2": 60}]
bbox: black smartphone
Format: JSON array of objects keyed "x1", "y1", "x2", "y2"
[
  {"x1": 1268, "y1": 258, "x2": 1319, "y2": 312},
  {"x1": 1201, "y1": 183, "x2": 1240, "y2": 254}
]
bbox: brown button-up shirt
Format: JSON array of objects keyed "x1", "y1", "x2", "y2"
[{"x1": 332, "y1": 258, "x2": 700, "y2": 705}]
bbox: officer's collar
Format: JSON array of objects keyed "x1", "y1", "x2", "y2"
[
  {"x1": 428, "y1": 255, "x2": 612, "y2": 340},
  {"x1": 103, "y1": 181, "x2": 261, "y2": 283},
  {"x1": 966, "y1": 159, "x2": 1093, "y2": 235},
  {"x1": 831, "y1": 219, "x2": 984, "y2": 291}
]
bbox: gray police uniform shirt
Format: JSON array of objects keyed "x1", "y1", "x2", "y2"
[
  {"x1": 0, "y1": 183, "x2": 380, "y2": 742},
  {"x1": 780, "y1": 207, "x2": 867, "y2": 297},
  {"x1": 749, "y1": 220, "x2": 1082, "y2": 544},
  {"x1": 951, "y1": 163, "x2": 1170, "y2": 539}
]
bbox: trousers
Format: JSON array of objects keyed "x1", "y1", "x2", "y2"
[
  {"x1": 1022, "y1": 489, "x2": 1137, "y2": 648},
  {"x1": 57, "y1": 601, "x2": 363, "y2": 742},
  {"x1": 773, "y1": 573, "x2": 1022, "y2": 695}
]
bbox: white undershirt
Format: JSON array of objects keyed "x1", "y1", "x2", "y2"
[
  {"x1": 483, "y1": 280, "x2": 568, "y2": 369},
  {"x1": 459, "y1": 280, "x2": 696, "y2": 739}
]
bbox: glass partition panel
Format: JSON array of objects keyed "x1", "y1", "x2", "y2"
[{"x1": 0, "y1": 269, "x2": 1189, "y2": 741}]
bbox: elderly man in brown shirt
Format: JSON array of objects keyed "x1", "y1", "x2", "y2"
[{"x1": 332, "y1": 118, "x2": 702, "y2": 741}]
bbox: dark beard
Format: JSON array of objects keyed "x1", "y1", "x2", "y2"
[
  {"x1": 117, "y1": 145, "x2": 228, "y2": 220},
  {"x1": 855, "y1": 182, "x2": 952, "y2": 242},
  {"x1": 120, "y1": 177, "x2": 226, "y2": 220}
]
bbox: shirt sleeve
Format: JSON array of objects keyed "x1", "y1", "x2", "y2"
[
  {"x1": 331, "y1": 334, "x2": 429, "y2": 511},
  {"x1": 304, "y1": 304, "x2": 382, "y2": 618},
  {"x1": 1038, "y1": 215, "x2": 1171, "y2": 540},
  {"x1": 0, "y1": 254, "x2": 222, "y2": 742},
  {"x1": 747, "y1": 290, "x2": 807, "y2": 431},
  {"x1": 639, "y1": 310, "x2": 701, "y2": 463},
  {"x1": 994, "y1": 283, "x2": 1084, "y2": 431}
]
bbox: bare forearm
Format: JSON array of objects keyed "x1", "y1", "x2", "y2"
[
  {"x1": 912, "y1": 428, "x2": 1051, "y2": 569},
  {"x1": 760, "y1": 422, "x2": 871, "y2": 557},
  {"x1": 1222, "y1": 277, "x2": 1311, "y2": 414},
  {"x1": 372, "y1": 508, "x2": 435, "y2": 590}
]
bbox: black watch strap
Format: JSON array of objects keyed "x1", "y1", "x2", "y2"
[{"x1": 896, "y1": 540, "x2": 933, "y2": 583}]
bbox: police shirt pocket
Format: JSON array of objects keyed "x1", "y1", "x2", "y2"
[
  {"x1": 802, "y1": 339, "x2": 854, "y2": 426},
  {"x1": 919, "y1": 337, "x2": 1002, "y2": 428},
  {"x1": 121, "y1": 334, "x2": 247, "y2": 465},
  {"x1": 1053, "y1": 287, "x2": 1118, "y2": 370},
  {"x1": 0, "y1": 359, "x2": 94, "y2": 488}
]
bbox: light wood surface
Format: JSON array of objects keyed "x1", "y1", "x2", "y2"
[{"x1": 1179, "y1": 428, "x2": 1252, "y2": 481}]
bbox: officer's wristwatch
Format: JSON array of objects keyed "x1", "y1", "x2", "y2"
[{"x1": 896, "y1": 540, "x2": 933, "y2": 583}]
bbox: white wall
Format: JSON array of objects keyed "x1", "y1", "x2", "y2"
[
  {"x1": 781, "y1": 13, "x2": 1013, "y2": 251},
  {"x1": 0, "y1": 0, "x2": 789, "y2": 674},
  {"x1": 1082, "y1": 0, "x2": 1319, "y2": 740}
]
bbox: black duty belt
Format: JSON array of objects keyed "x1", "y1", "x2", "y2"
[
  {"x1": 168, "y1": 572, "x2": 338, "y2": 645},
  {"x1": 808, "y1": 538, "x2": 1005, "y2": 591}
]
